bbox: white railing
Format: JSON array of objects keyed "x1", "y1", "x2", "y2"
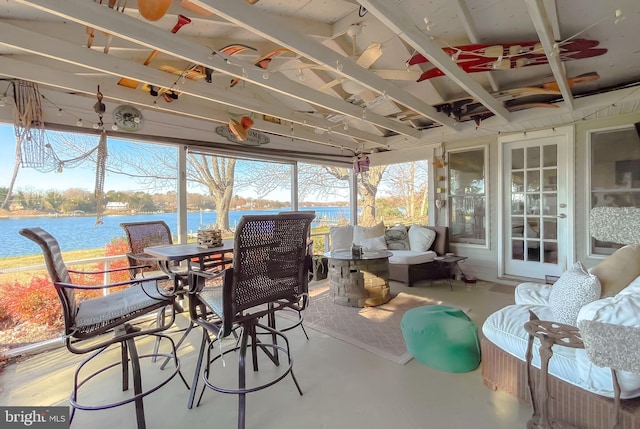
[
  {"x1": 310, "y1": 231, "x2": 331, "y2": 253},
  {"x1": 1, "y1": 254, "x2": 129, "y2": 290}
]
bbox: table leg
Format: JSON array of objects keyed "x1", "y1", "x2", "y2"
[
  {"x1": 537, "y1": 333, "x2": 554, "y2": 429},
  {"x1": 526, "y1": 330, "x2": 540, "y2": 429}
]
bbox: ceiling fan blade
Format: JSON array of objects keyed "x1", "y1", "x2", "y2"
[{"x1": 356, "y1": 42, "x2": 382, "y2": 68}]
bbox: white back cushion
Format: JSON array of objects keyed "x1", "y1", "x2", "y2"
[
  {"x1": 329, "y1": 224, "x2": 353, "y2": 251},
  {"x1": 408, "y1": 224, "x2": 436, "y2": 252},
  {"x1": 352, "y1": 222, "x2": 385, "y2": 245}
]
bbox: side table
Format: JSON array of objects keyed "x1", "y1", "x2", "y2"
[
  {"x1": 524, "y1": 312, "x2": 584, "y2": 429},
  {"x1": 433, "y1": 256, "x2": 468, "y2": 291},
  {"x1": 325, "y1": 250, "x2": 392, "y2": 307}
]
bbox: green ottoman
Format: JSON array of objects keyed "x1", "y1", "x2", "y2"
[{"x1": 401, "y1": 305, "x2": 480, "y2": 373}]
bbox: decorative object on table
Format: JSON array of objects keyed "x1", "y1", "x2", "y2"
[
  {"x1": 351, "y1": 243, "x2": 363, "y2": 258},
  {"x1": 197, "y1": 227, "x2": 223, "y2": 248},
  {"x1": 113, "y1": 104, "x2": 144, "y2": 132}
]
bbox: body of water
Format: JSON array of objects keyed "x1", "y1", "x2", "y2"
[{"x1": 0, "y1": 207, "x2": 349, "y2": 258}]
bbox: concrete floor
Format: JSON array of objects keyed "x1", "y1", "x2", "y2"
[{"x1": 0, "y1": 279, "x2": 532, "y2": 429}]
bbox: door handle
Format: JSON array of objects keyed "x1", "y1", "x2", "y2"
[{"x1": 557, "y1": 213, "x2": 566, "y2": 219}]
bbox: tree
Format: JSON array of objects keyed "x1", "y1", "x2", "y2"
[
  {"x1": 357, "y1": 165, "x2": 386, "y2": 225},
  {"x1": 382, "y1": 161, "x2": 429, "y2": 222},
  {"x1": 187, "y1": 154, "x2": 236, "y2": 231},
  {"x1": 240, "y1": 161, "x2": 387, "y2": 226},
  {"x1": 43, "y1": 190, "x2": 64, "y2": 213}
]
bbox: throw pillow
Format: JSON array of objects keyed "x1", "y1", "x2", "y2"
[
  {"x1": 329, "y1": 224, "x2": 353, "y2": 251},
  {"x1": 360, "y1": 235, "x2": 387, "y2": 251},
  {"x1": 385, "y1": 224, "x2": 410, "y2": 250},
  {"x1": 548, "y1": 261, "x2": 601, "y2": 326},
  {"x1": 408, "y1": 224, "x2": 436, "y2": 252},
  {"x1": 352, "y1": 221, "x2": 385, "y2": 245},
  {"x1": 590, "y1": 244, "x2": 640, "y2": 297}
]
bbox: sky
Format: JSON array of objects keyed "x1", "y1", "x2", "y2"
[
  {"x1": 0, "y1": 123, "x2": 148, "y2": 193},
  {"x1": 0, "y1": 123, "x2": 331, "y2": 201}
]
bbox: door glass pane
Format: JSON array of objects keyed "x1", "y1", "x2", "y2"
[
  {"x1": 526, "y1": 170, "x2": 540, "y2": 191},
  {"x1": 543, "y1": 219, "x2": 557, "y2": 239},
  {"x1": 542, "y1": 193, "x2": 557, "y2": 216},
  {"x1": 526, "y1": 194, "x2": 540, "y2": 215},
  {"x1": 527, "y1": 240, "x2": 540, "y2": 261},
  {"x1": 543, "y1": 145, "x2": 557, "y2": 167},
  {"x1": 512, "y1": 240, "x2": 524, "y2": 260},
  {"x1": 512, "y1": 172, "x2": 524, "y2": 192},
  {"x1": 512, "y1": 216, "x2": 524, "y2": 237},
  {"x1": 544, "y1": 242, "x2": 558, "y2": 263},
  {"x1": 527, "y1": 147, "x2": 540, "y2": 168},
  {"x1": 543, "y1": 170, "x2": 557, "y2": 191},
  {"x1": 512, "y1": 148, "x2": 524, "y2": 170},
  {"x1": 512, "y1": 194, "x2": 524, "y2": 214},
  {"x1": 526, "y1": 220, "x2": 539, "y2": 238}
]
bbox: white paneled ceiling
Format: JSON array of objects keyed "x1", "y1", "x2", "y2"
[{"x1": 1, "y1": 0, "x2": 639, "y2": 165}]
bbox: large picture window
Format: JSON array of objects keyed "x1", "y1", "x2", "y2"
[
  {"x1": 448, "y1": 148, "x2": 487, "y2": 245},
  {"x1": 589, "y1": 126, "x2": 640, "y2": 255}
]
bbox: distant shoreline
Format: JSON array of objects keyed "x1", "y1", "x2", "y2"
[{"x1": 0, "y1": 205, "x2": 349, "y2": 220}]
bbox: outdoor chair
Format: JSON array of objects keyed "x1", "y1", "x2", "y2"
[
  {"x1": 120, "y1": 220, "x2": 231, "y2": 284},
  {"x1": 120, "y1": 220, "x2": 232, "y2": 363},
  {"x1": 120, "y1": 220, "x2": 183, "y2": 286},
  {"x1": 187, "y1": 212, "x2": 315, "y2": 429},
  {"x1": 19, "y1": 227, "x2": 188, "y2": 429}
]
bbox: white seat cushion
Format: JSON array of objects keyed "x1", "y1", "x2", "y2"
[
  {"x1": 388, "y1": 250, "x2": 436, "y2": 265},
  {"x1": 514, "y1": 282, "x2": 552, "y2": 305}
]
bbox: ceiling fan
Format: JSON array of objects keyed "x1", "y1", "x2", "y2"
[{"x1": 317, "y1": 24, "x2": 382, "y2": 95}]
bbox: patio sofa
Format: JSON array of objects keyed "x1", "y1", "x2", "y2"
[
  {"x1": 328, "y1": 223, "x2": 450, "y2": 287},
  {"x1": 481, "y1": 244, "x2": 640, "y2": 429}
]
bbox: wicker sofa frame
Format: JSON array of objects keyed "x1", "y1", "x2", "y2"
[
  {"x1": 387, "y1": 226, "x2": 450, "y2": 287},
  {"x1": 481, "y1": 337, "x2": 640, "y2": 429}
]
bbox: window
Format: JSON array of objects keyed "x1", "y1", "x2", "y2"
[
  {"x1": 589, "y1": 126, "x2": 640, "y2": 255},
  {"x1": 448, "y1": 148, "x2": 487, "y2": 245}
]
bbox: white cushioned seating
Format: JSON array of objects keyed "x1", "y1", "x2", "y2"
[
  {"x1": 514, "y1": 282, "x2": 553, "y2": 305},
  {"x1": 483, "y1": 244, "x2": 640, "y2": 399},
  {"x1": 388, "y1": 250, "x2": 436, "y2": 265},
  {"x1": 328, "y1": 223, "x2": 449, "y2": 287}
]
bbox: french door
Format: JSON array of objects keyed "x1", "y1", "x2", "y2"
[{"x1": 500, "y1": 128, "x2": 574, "y2": 279}]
